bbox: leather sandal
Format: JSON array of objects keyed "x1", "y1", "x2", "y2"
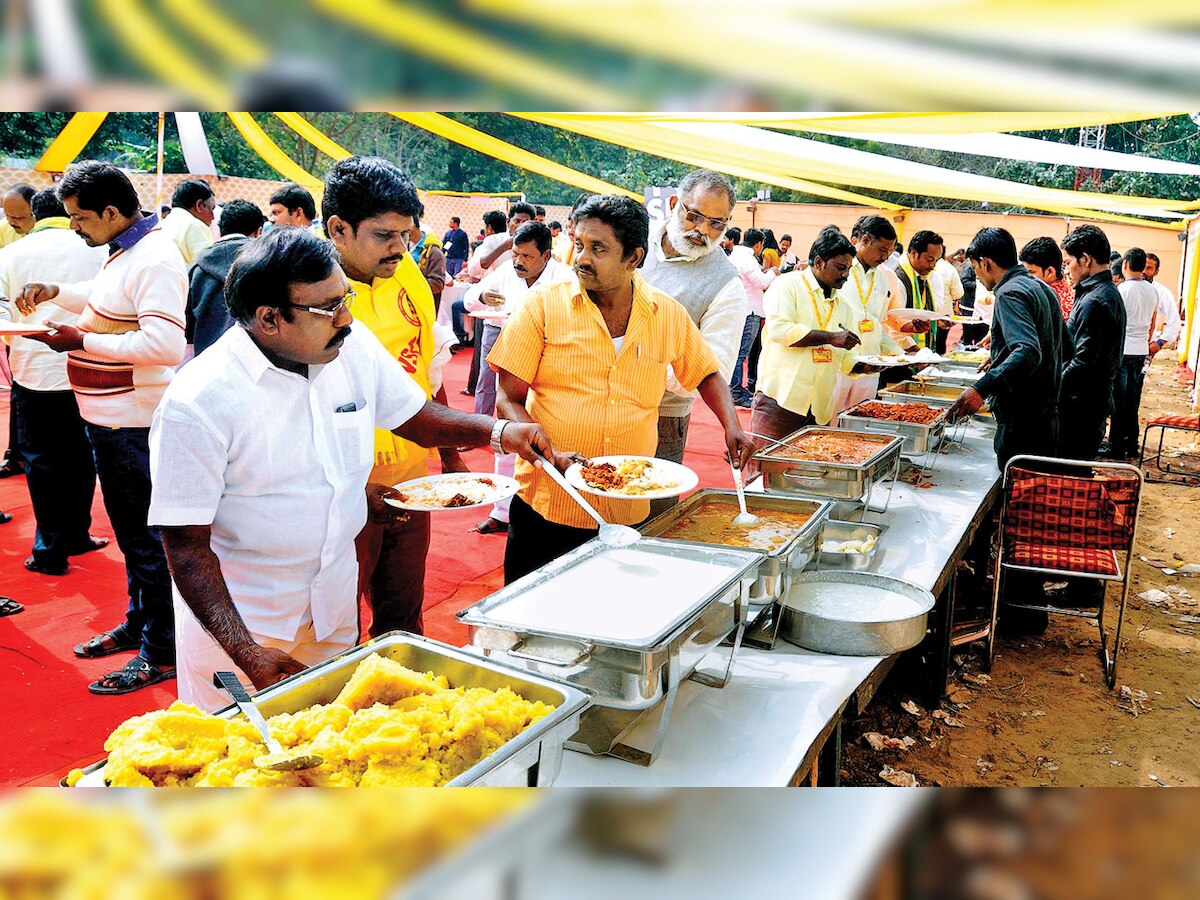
[
  {"x1": 88, "y1": 657, "x2": 176, "y2": 695},
  {"x1": 472, "y1": 517, "x2": 509, "y2": 535},
  {"x1": 0, "y1": 597, "x2": 23, "y2": 617},
  {"x1": 25, "y1": 556, "x2": 68, "y2": 576},
  {"x1": 74, "y1": 625, "x2": 140, "y2": 659}
]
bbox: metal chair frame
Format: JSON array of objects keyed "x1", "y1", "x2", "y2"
[
  {"x1": 1140, "y1": 417, "x2": 1200, "y2": 485},
  {"x1": 985, "y1": 455, "x2": 1143, "y2": 689}
]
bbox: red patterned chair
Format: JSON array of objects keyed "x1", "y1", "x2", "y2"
[
  {"x1": 1141, "y1": 413, "x2": 1200, "y2": 484},
  {"x1": 987, "y1": 455, "x2": 1142, "y2": 688}
]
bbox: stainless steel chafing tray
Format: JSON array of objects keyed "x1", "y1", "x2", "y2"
[
  {"x1": 920, "y1": 363, "x2": 983, "y2": 389},
  {"x1": 69, "y1": 632, "x2": 590, "y2": 787},
  {"x1": 818, "y1": 520, "x2": 885, "y2": 572},
  {"x1": 837, "y1": 399, "x2": 948, "y2": 459},
  {"x1": 753, "y1": 425, "x2": 904, "y2": 502},
  {"x1": 458, "y1": 537, "x2": 761, "y2": 765},
  {"x1": 880, "y1": 380, "x2": 993, "y2": 419},
  {"x1": 638, "y1": 489, "x2": 831, "y2": 607}
]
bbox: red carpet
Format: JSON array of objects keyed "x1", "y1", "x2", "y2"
[{"x1": 0, "y1": 349, "x2": 745, "y2": 784}]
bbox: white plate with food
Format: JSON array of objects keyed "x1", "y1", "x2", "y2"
[
  {"x1": 888, "y1": 308, "x2": 947, "y2": 322},
  {"x1": 385, "y1": 472, "x2": 520, "y2": 512},
  {"x1": 947, "y1": 314, "x2": 985, "y2": 325},
  {"x1": 466, "y1": 309, "x2": 509, "y2": 320},
  {"x1": 0, "y1": 322, "x2": 53, "y2": 336},
  {"x1": 565, "y1": 455, "x2": 698, "y2": 501}
]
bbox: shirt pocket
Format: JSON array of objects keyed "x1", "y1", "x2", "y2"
[{"x1": 331, "y1": 406, "x2": 374, "y2": 474}]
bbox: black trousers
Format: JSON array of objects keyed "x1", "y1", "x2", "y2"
[
  {"x1": 993, "y1": 414, "x2": 1058, "y2": 471},
  {"x1": 1058, "y1": 401, "x2": 1109, "y2": 462},
  {"x1": 11, "y1": 382, "x2": 97, "y2": 567},
  {"x1": 504, "y1": 495, "x2": 596, "y2": 585},
  {"x1": 1110, "y1": 355, "x2": 1147, "y2": 456}
]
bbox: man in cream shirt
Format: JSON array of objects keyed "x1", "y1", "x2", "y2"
[{"x1": 159, "y1": 180, "x2": 216, "y2": 265}]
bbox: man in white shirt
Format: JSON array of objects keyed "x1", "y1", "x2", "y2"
[
  {"x1": 0, "y1": 189, "x2": 107, "y2": 577},
  {"x1": 1144, "y1": 252, "x2": 1181, "y2": 360},
  {"x1": 159, "y1": 179, "x2": 216, "y2": 266},
  {"x1": 17, "y1": 161, "x2": 188, "y2": 695},
  {"x1": 464, "y1": 221, "x2": 573, "y2": 534},
  {"x1": 639, "y1": 169, "x2": 744, "y2": 517},
  {"x1": 1108, "y1": 247, "x2": 1159, "y2": 458},
  {"x1": 932, "y1": 250, "x2": 965, "y2": 352},
  {"x1": 728, "y1": 228, "x2": 778, "y2": 407},
  {"x1": 466, "y1": 204, "x2": 535, "y2": 282},
  {"x1": 267, "y1": 182, "x2": 317, "y2": 230},
  {"x1": 146, "y1": 227, "x2": 561, "y2": 710},
  {"x1": 0, "y1": 183, "x2": 37, "y2": 479}
]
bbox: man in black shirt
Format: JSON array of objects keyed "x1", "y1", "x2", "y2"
[
  {"x1": 1058, "y1": 225, "x2": 1125, "y2": 460},
  {"x1": 442, "y1": 215, "x2": 469, "y2": 278},
  {"x1": 948, "y1": 228, "x2": 1066, "y2": 469}
]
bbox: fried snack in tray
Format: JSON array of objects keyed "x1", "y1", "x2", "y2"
[
  {"x1": 849, "y1": 401, "x2": 944, "y2": 426},
  {"x1": 581, "y1": 458, "x2": 674, "y2": 495},
  {"x1": 90, "y1": 654, "x2": 553, "y2": 787},
  {"x1": 765, "y1": 431, "x2": 887, "y2": 465},
  {"x1": 3, "y1": 790, "x2": 531, "y2": 899}
]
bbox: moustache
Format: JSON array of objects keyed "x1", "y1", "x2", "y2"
[
  {"x1": 327, "y1": 325, "x2": 352, "y2": 348},
  {"x1": 380, "y1": 255, "x2": 405, "y2": 265},
  {"x1": 513, "y1": 264, "x2": 527, "y2": 274},
  {"x1": 573, "y1": 264, "x2": 596, "y2": 277}
]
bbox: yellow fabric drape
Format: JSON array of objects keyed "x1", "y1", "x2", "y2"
[
  {"x1": 35, "y1": 113, "x2": 108, "y2": 172},
  {"x1": 161, "y1": 0, "x2": 266, "y2": 66},
  {"x1": 272, "y1": 112, "x2": 353, "y2": 161},
  {"x1": 226, "y1": 113, "x2": 325, "y2": 195},
  {"x1": 389, "y1": 113, "x2": 642, "y2": 201},
  {"x1": 312, "y1": 0, "x2": 629, "y2": 108},
  {"x1": 95, "y1": 0, "x2": 232, "y2": 107},
  {"x1": 1182, "y1": 217, "x2": 1200, "y2": 368},
  {"x1": 519, "y1": 115, "x2": 1186, "y2": 230},
  {"x1": 422, "y1": 190, "x2": 525, "y2": 198}
]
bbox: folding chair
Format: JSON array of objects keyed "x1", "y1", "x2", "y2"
[
  {"x1": 1141, "y1": 414, "x2": 1200, "y2": 485},
  {"x1": 985, "y1": 455, "x2": 1142, "y2": 688}
]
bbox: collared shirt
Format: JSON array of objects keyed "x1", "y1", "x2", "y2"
[
  {"x1": 53, "y1": 222, "x2": 187, "y2": 428},
  {"x1": 896, "y1": 260, "x2": 936, "y2": 349},
  {"x1": 348, "y1": 253, "x2": 437, "y2": 487},
  {"x1": 878, "y1": 264, "x2": 913, "y2": 350},
  {"x1": 147, "y1": 322, "x2": 427, "y2": 642},
  {"x1": 442, "y1": 227, "x2": 469, "y2": 261},
  {"x1": 1117, "y1": 278, "x2": 1159, "y2": 355},
  {"x1": 463, "y1": 257, "x2": 574, "y2": 326},
  {"x1": 488, "y1": 273, "x2": 721, "y2": 528},
  {"x1": 1149, "y1": 280, "x2": 1181, "y2": 345},
  {"x1": 158, "y1": 207, "x2": 212, "y2": 265},
  {"x1": 758, "y1": 269, "x2": 860, "y2": 425},
  {"x1": 728, "y1": 244, "x2": 776, "y2": 316},
  {"x1": 933, "y1": 257, "x2": 964, "y2": 315},
  {"x1": 1048, "y1": 277, "x2": 1074, "y2": 320},
  {"x1": 837, "y1": 258, "x2": 903, "y2": 357},
  {"x1": 974, "y1": 266, "x2": 1066, "y2": 423},
  {"x1": 0, "y1": 218, "x2": 20, "y2": 248},
  {"x1": 0, "y1": 218, "x2": 105, "y2": 391},
  {"x1": 468, "y1": 231, "x2": 511, "y2": 279},
  {"x1": 1062, "y1": 269, "x2": 1124, "y2": 411}
]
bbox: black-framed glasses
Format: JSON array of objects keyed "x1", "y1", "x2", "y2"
[
  {"x1": 285, "y1": 289, "x2": 356, "y2": 319},
  {"x1": 679, "y1": 201, "x2": 731, "y2": 232}
]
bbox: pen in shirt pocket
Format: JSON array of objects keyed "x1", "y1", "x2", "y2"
[{"x1": 334, "y1": 402, "x2": 359, "y2": 413}]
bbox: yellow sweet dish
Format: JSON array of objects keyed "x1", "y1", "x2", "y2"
[{"x1": 96, "y1": 654, "x2": 554, "y2": 787}]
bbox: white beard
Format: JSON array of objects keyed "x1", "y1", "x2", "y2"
[{"x1": 665, "y1": 208, "x2": 718, "y2": 261}]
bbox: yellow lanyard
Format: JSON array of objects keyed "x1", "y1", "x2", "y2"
[
  {"x1": 805, "y1": 277, "x2": 836, "y2": 330},
  {"x1": 850, "y1": 267, "x2": 876, "y2": 311}
]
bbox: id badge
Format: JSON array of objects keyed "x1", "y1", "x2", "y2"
[
  {"x1": 859, "y1": 318, "x2": 875, "y2": 334},
  {"x1": 812, "y1": 347, "x2": 833, "y2": 364}
]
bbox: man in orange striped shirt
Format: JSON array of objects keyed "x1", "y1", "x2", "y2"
[{"x1": 490, "y1": 195, "x2": 754, "y2": 583}]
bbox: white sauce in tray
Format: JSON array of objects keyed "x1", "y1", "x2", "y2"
[
  {"x1": 788, "y1": 583, "x2": 926, "y2": 622},
  {"x1": 483, "y1": 547, "x2": 738, "y2": 645}
]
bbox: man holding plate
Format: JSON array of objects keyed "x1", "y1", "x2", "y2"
[
  {"x1": 490, "y1": 195, "x2": 754, "y2": 584},
  {"x1": 146, "y1": 228, "x2": 562, "y2": 711}
]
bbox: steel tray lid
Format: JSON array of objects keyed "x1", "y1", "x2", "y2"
[{"x1": 458, "y1": 537, "x2": 760, "y2": 650}]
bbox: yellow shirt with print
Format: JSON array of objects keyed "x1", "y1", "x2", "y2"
[
  {"x1": 348, "y1": 253, "x2": 436, "y2": 487},
  {"x1": 758, "y1": 269, "x2": 860, "y2": 425}
]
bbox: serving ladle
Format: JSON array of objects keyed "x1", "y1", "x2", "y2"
[
  {"x1": 729, "y1": 461, "x2": 760, "y2": 526},
  {"x1": 213, "y1": 671, "x2": 324, "y2": 772},
  {"x1": 534, "y1": 452, "x2": 640, "y2": 547}
]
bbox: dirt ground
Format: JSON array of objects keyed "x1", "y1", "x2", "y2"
[{"x1": 843, "y1": 355, "x2": 1200, "y2": 787}]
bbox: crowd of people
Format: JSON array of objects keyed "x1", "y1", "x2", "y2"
[{"x1": 0, "y1": 161, "x2": 1185, "y2": 701}]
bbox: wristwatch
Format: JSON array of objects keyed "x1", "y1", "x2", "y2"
[{"x1": 489, "y1": 418, "x2": 510, "y2": 453}]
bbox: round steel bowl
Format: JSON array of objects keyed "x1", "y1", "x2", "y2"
[{"x1": 779, "y1": 571, "x2": 935, "y2": 656}]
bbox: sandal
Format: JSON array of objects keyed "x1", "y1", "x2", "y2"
[
  {"x1": 25, "y1": 556, "x2": 68, "y2": 576},
  {"x1": 88, "y1": 657, "x2": 176, "y2": 695},
  {"x1": 472, "y1": 517, "x2": 509, "y2": 535},
  {"x1": 68, "y1": 536, "x2": 110, "y2": 556},
  {"x1": 0, "y1": 511, "x2": 11, "y2": 525},
  {"x1": 0, "y1": 598, "x2": 23, "y2": 617},
  {"x1": 74, "y1": 625, "x2": 140, "y2": 659}
]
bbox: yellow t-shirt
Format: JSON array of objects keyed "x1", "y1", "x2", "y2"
[
  {"x1": 348, "y1": 253, "x2": 436, "y2": 487},
  {"x1": 0, "y1": 219, "x2": 19, "y2": 248}
]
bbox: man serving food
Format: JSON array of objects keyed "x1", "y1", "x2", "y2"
[
  {"x1": 489, "y1": 195, "x2": 754, "y2": 583},
  {"x1": 147, "y1": 228, "x2": 563, "y2": 710}
]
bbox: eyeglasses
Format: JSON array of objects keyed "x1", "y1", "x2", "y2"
[
  {"x1": 679, "y1": 201, "x2": 731, "y2": 232},
  {"x1": 285, "y1": 289, "x2": 356, "y2": 319}
]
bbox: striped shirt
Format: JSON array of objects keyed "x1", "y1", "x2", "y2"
[
  {"x1": 53, "y1": 227, "x2": 188, "y2": 427},
  {"x1": 488, "y1": 273, "x2": 721, "y2": 528}
]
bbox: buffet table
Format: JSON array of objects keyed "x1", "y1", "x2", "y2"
[{"x1": 556, "y1": 421, "x2": 1001, "y2": 787}]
